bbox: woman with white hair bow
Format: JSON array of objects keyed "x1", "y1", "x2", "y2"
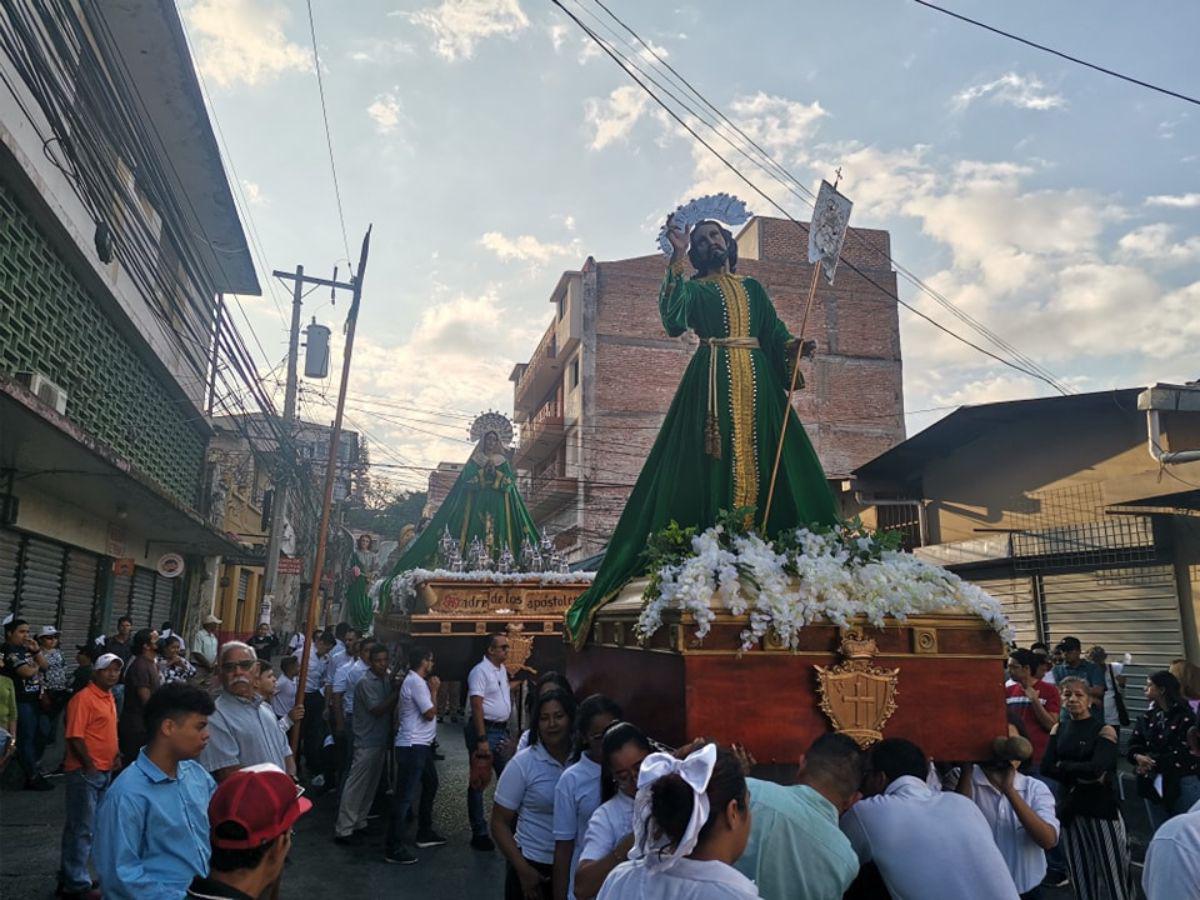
[{"x1": 598, "y1": 742, "x2": 759, "y2": 899}]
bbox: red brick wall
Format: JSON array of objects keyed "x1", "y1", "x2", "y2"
[{"x1": 422, "y1": 465, "x2": 463, "y2": 520}]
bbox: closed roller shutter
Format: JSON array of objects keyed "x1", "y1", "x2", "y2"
[
  {"x1": 971, "y1": 575, "x2": 1038, "y2": 648},
  {"x1": 1041, "y1": 566, "x2": 1184, "y2": 721},
  {"x1": 0, "y1": 528, "x2": 19, "y2": 614},
  {"x1": 110, "y1": 572, "x2": 133, "y2": 632},
  {"x1": 152, "y1": 575, "x2": 175, "y2": 629},
  {"x1": 16, "y1": 537, "x2": 65, "y2": 631},
  {"x1": 129, "y1": 569, "x2": 155, "y2": 629},
  {"x1": 60, "y1": 550, "x2": 99, "y2": 656}
]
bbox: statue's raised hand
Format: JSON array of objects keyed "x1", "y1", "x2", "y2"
[{"x1": 666, "y1": 213, "x2": 690, "y2": 259}]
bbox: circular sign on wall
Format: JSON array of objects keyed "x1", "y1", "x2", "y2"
[{"x1": 156, "y1": 552, "x2": 185, "y2": 579}]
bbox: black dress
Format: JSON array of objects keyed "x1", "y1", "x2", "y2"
[{"x1": 1041, "y1": 715, "x2": 1134, "y2": 900}]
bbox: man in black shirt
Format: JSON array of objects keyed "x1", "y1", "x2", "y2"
[{"x1": 2, "y1": 618, "x2": 50, "y2": 789}]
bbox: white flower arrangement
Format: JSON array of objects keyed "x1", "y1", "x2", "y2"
[
  {"x1": 636, "y1": 520, "x2": 1014, "y2": 650},
  {"x1": 373, "y1": 568, "x2": 596, "y2": 613}
]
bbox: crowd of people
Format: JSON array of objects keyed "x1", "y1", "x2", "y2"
[{"x1": 5, "y1": 611, "x2": 1200, "y2": 899}]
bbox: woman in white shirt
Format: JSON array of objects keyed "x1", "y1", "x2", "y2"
[
  {"x1": 599, "y1": 743, "x2": 759, "y2": 900},
  {"x1": 552, "y1": 695, "x2": 622, "y2": 900},
  {"x1": 494, "y1": 688, "x2": 577, "y2": 900},
  {"x1": 513, "y1": 671, "x2": 574, "y2": 755},
  {"x1": 575, "y1": 722, "x2": 654, "y2": 899}
]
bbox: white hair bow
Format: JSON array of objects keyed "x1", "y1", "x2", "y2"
[{"x1": 629, "y1": 742, "x2": 718, "y2": 873}]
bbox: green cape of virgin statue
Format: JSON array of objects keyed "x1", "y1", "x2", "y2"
[
  {"x1": 377, "y1": 414, "x2": 540, "y2": 613},
  {"x1": 564, "y1": 215, "x2": 840, "y2": 647}
]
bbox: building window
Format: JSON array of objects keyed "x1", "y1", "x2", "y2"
[
  {"x1": 570, "y1": 357, "x2": 579, "y2": 389},
  {"x1": 557, "y1": 296, "x2": 565, "y2": 321}
]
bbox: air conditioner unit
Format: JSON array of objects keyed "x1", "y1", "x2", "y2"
[{"x1": 15, "y1": 371, "x2": 68, "y2": 415}]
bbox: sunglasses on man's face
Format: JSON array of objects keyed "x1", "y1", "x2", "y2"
[{"x1": 221, "y1": 659, "x2": 257, "y2": 673}]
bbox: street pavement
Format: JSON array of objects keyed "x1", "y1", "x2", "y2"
[{"x1": 1, "y1": 720, "x2": 1151, "y2": 899}]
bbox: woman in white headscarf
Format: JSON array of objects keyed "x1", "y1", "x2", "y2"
[{"x1": 598, "y1": 743, "x2": 759, "y2": 899}]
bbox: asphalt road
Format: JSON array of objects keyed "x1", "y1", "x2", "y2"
[{"x1": 1, "y1": 720, "x2": 1149, "y2": 899}]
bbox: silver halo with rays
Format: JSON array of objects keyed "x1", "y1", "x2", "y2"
[
  {"x1": 656, "y1": 193, "x2": 753, "y2": 257},
  {"x1": 469, "y1": 410, "x2": 514, "y2": 447}
]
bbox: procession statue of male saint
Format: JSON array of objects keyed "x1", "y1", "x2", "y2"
[
  {"x1": 376, "y1": 412, "x2": 540, "y2": 610},
  {"x1": 565, "y1": 202, "x2": 840, "y2": 646},
  {"x1": 343, "y1": 532, "x2": 378, "y2": 632}
]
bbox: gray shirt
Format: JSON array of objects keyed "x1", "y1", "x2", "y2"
[
  {"x1": 199, "y1": 690, "x2": 292, "y2": 773},
  {"x1": 353, "y1": 671, "x2": 393, "y2": 748}
]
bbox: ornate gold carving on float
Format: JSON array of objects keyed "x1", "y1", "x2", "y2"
[
  {"x1": 814, "y1": 628, "x2": 900, "y2": 748},
  {"x1": 503, "y1": 623, "x2": 537, "y2": 678}
]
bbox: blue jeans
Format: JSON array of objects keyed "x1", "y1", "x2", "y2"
[
  {"x1": 60, "y1": 769, "x2": 111, "y2": 892},
  {"x1": 387, "y1": 745, "x2": 437, "y2": 852},
  {"x1": 15, "y1": 701, "x2": 39, "y2": 782},
  {"x1": 465, "y1": 723, "x2": 509, "y2": 837},
  {"x1": 1146, "y1": 774, "x2": 1200, "y2": 831}
]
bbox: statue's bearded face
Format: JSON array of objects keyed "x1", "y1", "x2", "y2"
[{"x1": 692, "y1": 221, "x2": 727, "y2": 265}]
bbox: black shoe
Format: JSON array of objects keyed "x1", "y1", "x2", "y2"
[
  {"x1": 333, "y1": 833, "x2": 363, "y2": 846},
  {"x1": 470, "y1": 834, "x2": 495, "y2": 852},
  {"x1": 415, "y1": 831, "x2": 447, "y2": 848},
  {"x1": 432, "y1": 750, "x2": 445, "y2": 761},
  {"x1": 384, "y1": 847, "x2": 418, "y2": 865},
  {"x1": 1041, "y1": 872, "x2": 1069, "y2": 888},
  {"x1": 25, "y1": 777, "x2": 54, "y2": 791}
]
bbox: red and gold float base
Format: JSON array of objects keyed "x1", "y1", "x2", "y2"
[{"x1": 567, "y1": 582, "x2": 1007, "y2": 764}]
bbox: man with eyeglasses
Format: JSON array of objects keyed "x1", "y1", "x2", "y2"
[
  {"x1": 465, "y1": 632, "x2": 513, "y2": 851},
  {"x1": 199, "y1": 642, "x2": 294, "y2": 781}
]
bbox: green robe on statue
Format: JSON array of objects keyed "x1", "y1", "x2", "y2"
[
  {"x1": 344, "y1": 549, "x2": 374, "y2": 632},
  {"x1": 377, "y1": 440, "x2": 540, "y2": 613},
  {"x1": 565, "y1": 262, "x2": 840, "y2": 646}
]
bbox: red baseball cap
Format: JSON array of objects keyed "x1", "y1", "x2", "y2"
[{"x1": 208, "y1": 764, "x2": 312, "y2": 849}]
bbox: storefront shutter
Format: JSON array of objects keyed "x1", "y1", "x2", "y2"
[
  {"x1": 16, "y1": 537, "x2": 65, "y2": 632},
  {"x1": 129, "y1": 568, "x2": 155, "y2": 629},
  {"x1": 0, "y1": 528, "x2": 20, "y2": 614},
  {"x1": 1041, "y1": 566, "x2": 1184, "y2": 721},
  {"x1": 970, "y1": 575, "x2": 1038, "y2": 648},
  {"x1": 109, "y1": 572, "x2": 133, "y2": 633},
  {"x1": 152, "y1": 574, "x2": 176, "y2": 629},
  {"x1": 60, "y1": 550, "x2": 100, "y2": 657}
]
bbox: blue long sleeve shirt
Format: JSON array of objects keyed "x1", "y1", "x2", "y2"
[{"x1": 94, "y1": 748, "x2": 215, "y2": 899}]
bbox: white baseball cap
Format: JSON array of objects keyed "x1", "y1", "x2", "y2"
[
  {"x1": 38, "y1": 625, "x2": 60, "y2": 637},
  {"x1": 95, "y1": 653, "x2": 123, "y2": 670}
]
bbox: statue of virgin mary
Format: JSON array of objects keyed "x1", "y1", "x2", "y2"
[{"x1": 376, "y1": 412, "x2": 540, "y2": 610}]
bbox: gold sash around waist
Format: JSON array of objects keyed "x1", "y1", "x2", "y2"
[{"x1": 705, "y1": 337, "x2": 759, "y2": 459}]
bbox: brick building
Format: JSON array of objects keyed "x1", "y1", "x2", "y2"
[
  {"x1": 422, "y1": 462, "x2": 464, "y2": 520},
  {"x1": 509, "y1": 216, "x2": 905, "y2": 561}
]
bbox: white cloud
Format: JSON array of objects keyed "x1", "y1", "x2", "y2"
[
  {"x1": 183, "y1": 0, "x2": 309, "y2": 88},
  {"x1": 952, "y1": 72, "x2": 1066, "y2": 112},
  {"x1": 405, "y1": 0, "x2": 529, "y2": 61},
  {"x1": 346, "y1": 38, "x2": 415, "y2": 64},
  {"x1": 585, "y1": 86, "x2": 650, "y2": 150},
  {"x1": 1118, "y1": 224, "x2": 1200, "y2": 265},
  {"x1": 479, "y1": 231, "x2": 580, "y2": 265},
  {"x1": 367, "y1": 93, "x2": 402, "y2": 134},
  {"x1": 1146, "y1": 193, "x2": 1200, "y2": 208},
  {"x1": 548, "y1": 23, "x2": 569, "y2": 52}
]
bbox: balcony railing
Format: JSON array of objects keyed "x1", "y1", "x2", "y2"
[
  {"x1": 528, "y1": 472, "x2": 578, "y2": 518},
  {"x1": 514, "y1": 327, "x2": 561, "y2": 415}
]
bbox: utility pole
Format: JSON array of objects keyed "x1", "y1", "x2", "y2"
[
  {"x1": 292, "y1": 224, "x2": 371, "y2": 755},
  {"x1": 259, "y1": 268, "x2": 304, "y2": 623},
  {"x1": 260, "y1": 262, "x2": 356, "y2": 627}
]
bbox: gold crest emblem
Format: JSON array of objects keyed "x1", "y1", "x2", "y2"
[
  {"x1": 503, "y1": 623, "x2": 538, "y2": 678},
  {"x1": 814, "y1": 628, "x2": 899, "y2": 748}
]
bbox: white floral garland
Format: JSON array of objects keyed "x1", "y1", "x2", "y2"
[
  {"x1": 636, "y1": 525, "x2": 1014, "y2": 650},
  {"x1": 373, "y1": 568, "x2": 596, "y2": 612}
]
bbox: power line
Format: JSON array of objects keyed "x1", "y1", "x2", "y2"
[
  {"x1": 574, "y1": 0, "x2": 1071, "y2": 395},
  {"x1": 551, "y1": 0, "x2": 1070, "y2": 395},
  {"x1": 303, "y1": 0, "x2": 352, "y2": 263},
  {"x1": 912, "y1": 0, "x2": 1200, "y2": 107}
]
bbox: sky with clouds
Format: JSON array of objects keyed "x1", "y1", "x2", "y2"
[{"x1": 179, "y1": 0, "x2": 1200, "y2": 494}]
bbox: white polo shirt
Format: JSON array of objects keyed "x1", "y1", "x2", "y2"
[
  {"x1": 579, "y1": 791, "x2": 635, "y2": 862},
  {"x1": 553, "y1": 754, "x2": 602, "y2": 900},
  {"x1": 334, "y1": 657, "x2": 368, "y2": 716},
  {"x1": 1143, "y1": 798, "x2": 1200, "y2": 900},
  {"x1": 962, "y1": 766, "x2": 1059, "y2": 893},
  {"x1": 598, "y1": 857, "x2": 760, "y2": 900},
  {"x1": 494, "y1": 743, "x2": 567, "y2": 865},
  {"x1": 467, "y1": 656, "x2": 511, "y2": 724},
  {"x1": 840, "y1": 775, "x2": 1021, "y2": 900},
  {"x1": 395, "y1": 670, "x2": 436, "y2": 747}
]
